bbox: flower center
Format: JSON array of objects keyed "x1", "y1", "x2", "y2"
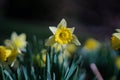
[{"x1": 55, "y1": 27, "x2": 72, "y2": 44}]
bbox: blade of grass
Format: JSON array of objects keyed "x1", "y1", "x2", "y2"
[
  {"x1": 47, "y1": 53, "x2": 51, "y2": 80},
  {"x1": 17, "y1": 67, "x2": 21, "y2": 80},
  {"x1": 21, "y1": 66, "x2": 28, "y2": 80},
  {"x1": 64, "y1": 63, "x2": 77, "y2": 80},
  {"x1": 64, "y1": 67, "x2": 69, "y2": 79},
  {"x1": 4, "y1": 70, "x2": 13, "y2": 80},
  {"x1": 53, "y1": 72, "x2": 55, "y2": 80},
  {"x1": 0, "y1": 65, "x2": 5, "y2": 80},
  {"x1": 31, "y1": 66, "x2": 37, "y2": 80}
]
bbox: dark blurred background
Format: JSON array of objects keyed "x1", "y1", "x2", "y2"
[{"x1": 0, "y1": 0, "x2": 120, "y2": 42}]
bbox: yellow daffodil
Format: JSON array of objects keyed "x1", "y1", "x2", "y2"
[
  {"x1": 41, "y1": 49, "x2": 47, "y2": 64},
  {"x1": 5, "y1": 48, "x2": 18, "y2": 65},
  {"x1": 3, "y1": 32, "x2": 27, "y2": 66},
  {"x1": 0, "y1": 46, "x2": 11, "y2": 63},
  {"x1": 58, "y1": 44, "x2": 78, "y2": 64},
  {"x1": 83, "y1": 38, "x2": 101, "y2": 52},
  {"x1": 66, "y1": 44, "x2": 78, "y2": 54},
  {"x1": 4, "y1": 32, "x2": 27, "y2": 52},
  {"x1": 62, "y1": 44, "x2": 78, "y2": 58},
  {"x1": 32, "y1": 49, "x2": 47, "y2": 67},
  {"x1": 45, "y1": 18, "x2": 80, "y2": 46},
  {"x1": 115, "y1": 56, "x2": 120, "y2": 70},
  {"x1": 111, "y1": 29, "x2": 120, "y2": 50}
]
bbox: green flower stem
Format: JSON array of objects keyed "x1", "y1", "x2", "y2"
[{"x1": 90, "y1": 63, "x2": 103, "y2": 80}]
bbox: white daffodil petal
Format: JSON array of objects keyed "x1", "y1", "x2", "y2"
[
  {"x1": 45, "y1": 36, "x2": 55, "y2": 46},
  {"x1": 68, "y1": 27, "x2": 75, "y2": 33},
  {"x1": 49, "y1": 26, "x2": 57, "y2": 34},
  {"x1": 10, "y1": 60, "x2": 16, "y2": 67},
  {"x1": 11, "y1": 32, "x2": 17, "y2": 41},
  {"x1": 19, "y1": 33, "x2": 26, "y2": 40},
  {"x1": 116, "y1": 29, "x2": 120, "y2": 33},
  {"x1": 72, "y1": 35, "x2": 81, "y2": 46},
  {"x1": 113, "y1": 33, "x2": 120, "y2": 39},
  {"x1": 19, "y1": 34, "x2": 27, "y2": 46},
  {"x1": 57, "y1": 18, "x2": 67, "y2": 28},
  {"x1": 4, "y1": 40, "x2": 13, "y2": 48},
  {"x1": 13, "y1": 33, "x2": 27, "y2": 50}
]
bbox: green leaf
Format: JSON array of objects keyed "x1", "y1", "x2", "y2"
[
  {"x1": 47, "y1": 53, "x2": 50, "y2": 75},
  {"x1": 47, "y1": 72, "x2": 51, "y2": 80},
  {"x1": 4, "y1": 70, "x2": 13, "y2": 80},
  {"x1": 22, "y1": 66, "x2": 28, "y2": 80},
  {"x1": 47, "y1": 53, "x2": 52, "y2": 80},
  {"x1": 31, "y1": 66, "x2": 36, "y2": 80},
  {"x1": 0, "y1": 66, "x2": 5, "y2": 80},
  {"x1": 53, "y1": 72, "x2": 56, "y2": 80},
  {"x1": 17, "y1": 67, "x2": 21, "y2": 80},
  {"x1": 64, "y1": 67, "x2": 70, "y2": 79},
  {"x1": 64, "y1": 63, "x2": 77, "y2": 80}
]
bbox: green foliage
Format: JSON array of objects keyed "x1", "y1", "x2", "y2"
[
  {"x1": 0, "y1": 36, "x2": 119, "y2": 80},
  {"x1": 0, "y1": 36, "x2": 85, "y2": 80}
]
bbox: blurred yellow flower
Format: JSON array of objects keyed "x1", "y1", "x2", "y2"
[
  {"x1": 3, "y1": 32, "x2": 27, "y2": 66},
  {"x1": 66, "y1": 44, "x2": 78, "y2": 54},
  {"x1": 58, "y1": 44, "x2": 78, "y2": 63},
  {"x1": 6, "y1": 49, "x2": 18, "y2": 65},
  {"x1": 45, "y1": 18, "x2": 80, "y2": 46},
  {"x1": 41, "y1": 49, "x2": 47, "y2": 64},
  {"x1": 0, "y1": 46, "x2": 11, "y2": 63},
  {"x1": 115, "y1": 56, "x2": 120, "y2": 70},
  {"x1": 63, "y1": 44, "x2": 78, "y2": 58},
  {"x1": 83, "y1": 38, "x2": 101, "y2": 52},
  {"x1": 5, "y1": 32, "x2": 27, "y2": 52},
  {"x1": 32, "y1": 49, "x2": 47, "y2": 67},
  {"x1": 52, "y1": 43, "x2": 61, "y2": 52},
  {"x1": 111, "y1": 29, "x2": 120, "y2": 50}
]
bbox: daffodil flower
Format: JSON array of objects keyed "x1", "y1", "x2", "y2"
[
  {"x1": 111, "y1": 29, "x2": 120, "y2": 50},
  {"x1": 5, "y1": 32, "x2": 27, "y2": 53},
  {"x1": 45, "y1": 18, "x2": 81, "y2": 47},
  {"x1": 3, "y1": 32, "x2": 27, "y2": 66},
  {"x1": 5, "y1": 48, "x2": 18, "y2": 66},
  {"x1": 82, "y1": 38, "x2": 101, "y2": 52},
  {"x1": 32, "y1": 49, "x2": 47, "y2": 67},
  {"x1": 0, "y1": 46, "x2": 11, "y2": 63},
  {"x1": 62, "y1": 44, "x2": 78, "y2": 58}
]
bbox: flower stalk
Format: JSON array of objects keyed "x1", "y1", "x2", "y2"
[{"x1": 90, "y1": 63, "x2": 103, "y2": 80}]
